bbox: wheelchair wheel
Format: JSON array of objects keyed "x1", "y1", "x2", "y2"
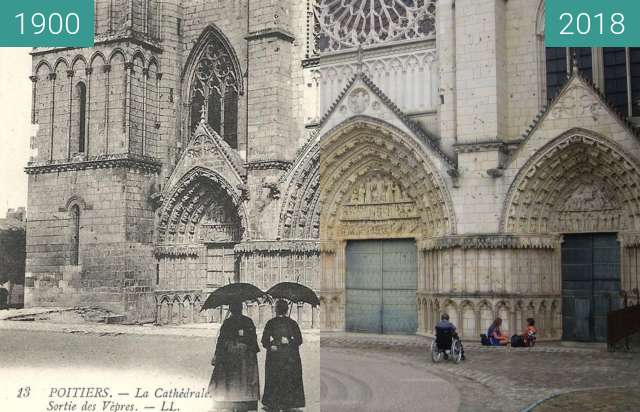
[
  {"x1": 451, "y1": 340, "x2": 463, "y2": 364},
  {"x1": 430, "y1": 340, "x2": 442, "y2": 363}
]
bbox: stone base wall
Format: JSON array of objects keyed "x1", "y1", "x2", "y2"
[{"x1": 418, "y1": 293, "x2": 562, "y2": 340}]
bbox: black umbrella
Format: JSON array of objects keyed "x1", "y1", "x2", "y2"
[
  {"x1": 200, "y1": 283, "x2": 269, "y2": 311},
  {"x1": 266, "y1": 282, "x2": 320, "y2": 307}
]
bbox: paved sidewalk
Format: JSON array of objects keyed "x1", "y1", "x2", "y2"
[
  {"x1": 0, "y1": 308, "x2": 320, "y2": 341},
  {"x1": 321, "y1": 332, "x2": 640, "y2": 412},
  {"x1": 532, "y1": 387, "x2": 640, "y2": 412}
]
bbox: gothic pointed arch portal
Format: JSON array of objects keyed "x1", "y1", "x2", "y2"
[
  {"x1": 502, "y1": 128, "x2": 640, "y2": 341},
  {"x1": 502, "y1": 129, "x2": 640, "y2": 234},
  {"x1": 155, "y1": 167, "x2": 248, "y2": 324},
  {"x1": 320, "y1": 118, "x2": 455, "y2": 332}
]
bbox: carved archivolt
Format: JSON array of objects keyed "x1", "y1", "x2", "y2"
[
  {"x1": 321, "y1": 118, "x2": 454, "y2": 241},
  {"x1": 502, "y1": 129, "x2": 640, "y2": 234},
  {"x1": 157, "y1": 167, "x2": 248, "y2": 245},
  {"x1": 278, "y1": 135, "x2": 320, "y2": 240}
]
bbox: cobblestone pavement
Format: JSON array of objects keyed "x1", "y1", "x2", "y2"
[
  {"x1": 532, "y1": 387, "x2": 640, "y2": 412},
  {"x1": 321, "y1": 347, "x2": 459, "y2": 411},
  {"x1": 321, "y1": 333, "x2": 640, "y2": 412}
]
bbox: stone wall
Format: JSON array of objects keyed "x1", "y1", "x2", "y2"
[{"x1": 25, "y1": 164, "x2": 159, "y2": 320}]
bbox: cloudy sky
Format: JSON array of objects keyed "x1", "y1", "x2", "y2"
[{"x1": 0, "y1": 48, "x2": 32, "y2": 215}]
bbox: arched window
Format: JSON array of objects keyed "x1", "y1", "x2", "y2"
[
  {"x1": 70, "y1": 205, "x2": 80, "y2": 265},
  {"x1": 189, "y1": 32, "x2": 241, "y2": 149},
  {"x1": 74, "y1": 81, "x2": 87, "y2": 153}
]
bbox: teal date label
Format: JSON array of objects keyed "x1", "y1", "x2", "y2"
[
  {"x1": 0, "y1": 0, "x2": 94, "y2": 47},
  {"x1": 546, "y1": 0, "x2": 640, "y2": 47}
]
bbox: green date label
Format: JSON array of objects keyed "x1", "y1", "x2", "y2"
[{"x1": 546, "y1": 0, "x2": 640, "y2": 47}]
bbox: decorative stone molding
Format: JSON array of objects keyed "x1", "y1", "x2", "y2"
[
  {"x1": 619, "y1": 233, "x2": 640, "y2": 248},
  {"x1": 61, "y1": 194, "x2": 92, "y2": 212},
  {"x1": 319, "y1": 73, "x2": 453, "y2": 169},
  {"x1": 417, "y1": 293, "x2": 562, "y2": 339},
  {"x1": 186, "y1": 122, "x2": 246, "y2": 179},
  {"x1": 419, "y1": 235, "x2": 560, "y2": 251},
  {"x1": 453, "y1": 140, "x2": 508, "y2": 154},
  {"x1": 25, "y1": 154, "x2": 162, "y2": 175},
  {"x1": 320, "y1": 118, "x2": 456, "y2": 241},
  {"x1": 154, "y1": 245, "x2": 201, "y2": 257},
  {"x1": 520, "y1": 73, "x2": 640, "y2": 142},
  {"x1": 156, "y1": 166, "x2": 248, "y2": 244},
  {"x1": 245, "y1": 28, "x2": 296, "y2": 43},
  {"x1": 277, "y1": 136, "x2": 320, "y2": 241},
  {"x1": 501, "y1": 129, "x2": 640, "y2": 234},
  {"x1": 245, "y1": 160, "x2": 292, "y2": 171},
  {"x1": 234, "y1": 241, "x2": 319, "y2": 254}
]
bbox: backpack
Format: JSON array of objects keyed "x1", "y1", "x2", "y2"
[
  {"x1": 480, "y1": 333, "x2": 491, "y2": 346},
  {"x1": 510, "y1": 334, "x2": 525, "y2": 347}
]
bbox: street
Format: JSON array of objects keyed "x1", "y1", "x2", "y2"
[
  {"x1": 321, "y1": 348, "x2": 460, "y2": 412},
  {"x1": 0, "y1": 328, "x2": 320, "y2": 412}
]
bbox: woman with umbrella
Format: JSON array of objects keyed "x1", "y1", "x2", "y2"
[
  {"x1": 204, "y1": 284, "x2": 265, "y2": 412},
  {"x1": 262, "y1": 282, "x2": 318, "y2": 411},
  {"x1": 261, "y1": 299, "x2": 305, "y2": 411}
]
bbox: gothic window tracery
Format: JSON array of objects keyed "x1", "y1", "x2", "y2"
[
  {"x1": 314, "y1": 0, "x2": 436, "y2": 53},
  {"x1": 189, "y1": 38, "x2": 241, "y2": 149}
]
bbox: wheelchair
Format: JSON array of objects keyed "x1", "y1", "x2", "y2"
[{"x1": 431, "y1": 327, "x2": 463, "y2": 364}]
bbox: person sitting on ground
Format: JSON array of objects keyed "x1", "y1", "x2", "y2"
[
  {"x1": 522, "y1": 318, "x2": 537, "y2": 347},
  {"x1": 435, "y1": 313, "x2": 465, "y2": 360},
  {"x1": 487, "y1": 317, "x2": 508, "y2": 346}
]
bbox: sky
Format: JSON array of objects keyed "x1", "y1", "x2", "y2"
[{"x1": 0, "y1": 48, "x2": 32, "y2": 215}]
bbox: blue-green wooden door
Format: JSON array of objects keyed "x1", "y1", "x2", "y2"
[
  {"x1": 346, "y1": 240, "x2": 417, "y2": 334},
  {"x1": 561, "y1": 234, "x2": 620, "y2": 342}
]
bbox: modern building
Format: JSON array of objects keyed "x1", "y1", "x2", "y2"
[
  {"x1": 24, "y1": 0, "x2": 320, "y2": 327},
  {"x1": 318, "y1": 0, "x2": 640, "y2": 342}
]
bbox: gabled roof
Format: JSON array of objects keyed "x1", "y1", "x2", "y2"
[
  {"x1": 319, "y1": 72, "x2": 456, "y2": 168},
  {"x1": 520, "y1": 70, "x2": 640, "y2": 142}
]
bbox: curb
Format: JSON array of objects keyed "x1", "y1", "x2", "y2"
[
  {"x1": 520, "y1": 385, "x2": 632, "y2": 412},
  {"x1": 0, "y1": 320, "x2": 321, "y2": 341},
  {"x1": 520, "y1": 392, "x2": 563, "y2": 412}
]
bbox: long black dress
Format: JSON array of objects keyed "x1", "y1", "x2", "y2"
[
  {"x1": 209, "y1": 314, "x2": 260, "y2": 411},
  {"x1": 261, "y1": 316, "x2": 305, "y2": 410}
]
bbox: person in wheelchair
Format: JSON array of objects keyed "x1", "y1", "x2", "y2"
[{"x1": 435, "y1": 313, "x2": 465, "y2": 361}]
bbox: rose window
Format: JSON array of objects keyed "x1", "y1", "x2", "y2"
[{"x1": 314, "y1": 0, "x2": 436, "y2": 52}]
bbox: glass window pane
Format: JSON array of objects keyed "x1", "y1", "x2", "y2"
[
  {"x1": 572, "y1": 48, "x2": 593, "y2": 83},
  {"x1": 604, "y1": 47, "x2": 629, "y2": 117},
  {"x1": 630, "y1": 48, "x2": 640, "y2": 116},
  {"x1": 546, "y1": 47, "x2": 568, "y2": 102}
]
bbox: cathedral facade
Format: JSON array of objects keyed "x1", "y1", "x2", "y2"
[
  {"x1": 24, "y1": 0, "x2": 320, "y2": 327},
  {"x1": 318, "y1": 0, "x2": 640, "y2": 342},
  {"x1": 24, "y1": 0, "x2": 640, "y2": 342}
]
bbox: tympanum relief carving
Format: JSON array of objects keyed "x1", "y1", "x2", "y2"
[{"x1": 336, "y1": 172, "x2": 419, "y2": 238}]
